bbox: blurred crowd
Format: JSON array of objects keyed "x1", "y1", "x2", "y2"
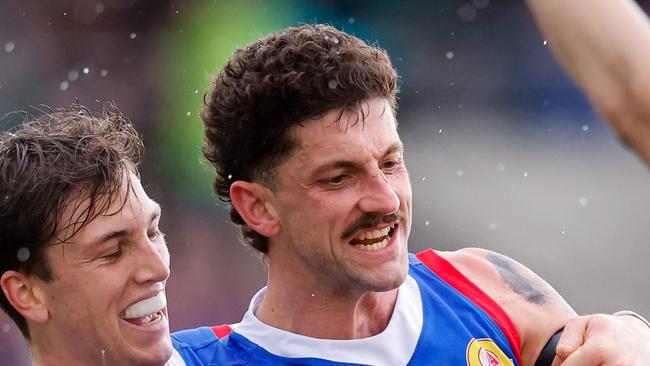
[{"x1": 1, "y1": 1, "x2": 649, "y2": 363}]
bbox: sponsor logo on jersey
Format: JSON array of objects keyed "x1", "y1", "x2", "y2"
[{"x1": 466, "y1": 338, "x2": 514, "y2": 366}]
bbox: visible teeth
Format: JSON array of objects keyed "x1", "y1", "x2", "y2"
[
  {"x1": 353, "y1": 226, "x2": 390, "y2": 241},
  {"x1": 358, "y1": 238, "x2": 389, "y2": 251},
  {"x1": 121, "y1": 292, "x2": 166, "y2": 319}
]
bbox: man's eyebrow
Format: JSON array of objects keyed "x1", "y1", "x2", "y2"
[
  {"x1": 83, "y1": 201, "x2": 162, "y2": 253},
  {"x1": 150, "y1": 200, "x2": 161, "y2": 222},
  {"x1": 309, "y1": 142, "x2": 404, "y2": 179}
]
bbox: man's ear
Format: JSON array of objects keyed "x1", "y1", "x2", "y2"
[
  {"x1": 230, "y1": 181, "x2": 280, "y2": 238},
  {"x1": 0, "y1": 271, "x2": 49, "y2": 324}
]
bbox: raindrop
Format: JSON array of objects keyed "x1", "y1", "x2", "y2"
[
  {"x1": 543, "y1": 40, "x2": 548, "y2": 46},
  {"x1": 194, "y1": 89, "x2": 199, "y2": 94},
  {"x1": 578, "y1": 196, "x2": 588, "y2": 207},
  {"x1": 68, "y1": 70, "x2": 79, "y2": 81},
  {"x1": 129, "y1": 32, "x2": 137, "y2": 39},
  {"x1": 348, "y1": 17, "x2": 355, "y2": 24},
  {"x1": 100, "y1": 69, "x2": 108, "y2": 77},
  {"x1": 581, "y1": 124, "x2": 589, "y2": 132},
  {"x1": 445, "y1": 51, "x2": 454, "y2": 59},
  {"x1": 496, "y1": 162, "x2": 506, "y2": 172},
  {"x1": 437, "y1": 129, "x2": 443, "y2": 134},
  {"x1": 450, "y1": 31, "x2": 455, "y2": 36},
  {"x1": 63, "y1": 11, "x2": 68, "y2": 16},
  {"x1": 458, "y1": 4, "x2": 478, "y2": 22},
  {"x1": 523, "y1": 172, "x2": 528, "y2": 178},
  {"x1": 1, "y1": 324, "x2": 9, "y2": 333},
  {"x1": 456, "y1": 170, "x2": 464, "y2": 177},
  {"x1": 450, "y1": 82, "x2": 455, "y2": 86},
  {"x1": 83, "y1": 67, "x2": 90, "y2": 74},
  {"x1": 311, "y1": 293, "x2": 315, "y2": 297},
  {"x1": 60, "y1": 81, "x2": 70, "y2": 91},
  {"x1": 327, "y1": 79, "x2": 338, "y2": 89},
  {"x1": 473, "y1": 0, "x2": 490, "y2": 9},
  {"x1": 489, "y1": 223, "x2": 496, "y2": 231},
  {"x1": 227, "y1": 174, "x2": 232, "y2": 180},
  {"x1": 4, "y1": 42, "x2": 15, "y2": 53},
  {"x1": 561, "y1": 230, "x2": 566, "y2": 236},
  {"x1": 425, "y1": 221, "x2": 430, "y2": 226},
  {"x1": 95, "y1": 3, "x2": 105, "y2": 14},
  {"x1": 330, "y1": 37, "x2": 339, "y2": 45},
  {"x1": 421, "y1": 177, "x2": 426, "y2": 181},
  {"x1": 17, "y1": 247, "x2": 30, "y2": 262},
  {"x1": 186, "y1": 111, "x2": 191, "y2": 116}
]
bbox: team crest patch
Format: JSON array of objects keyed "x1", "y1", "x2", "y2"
[{"x1": 466, "y1": 338, "x2": 514, "y2": 366}]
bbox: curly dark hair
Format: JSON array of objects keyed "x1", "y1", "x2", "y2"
[
  {"x1": 202, "y1": 24, "x2": 398, "y2": 253},
  {"x1": 0, "y1": 103, "x2": 143, "y2": 339}
]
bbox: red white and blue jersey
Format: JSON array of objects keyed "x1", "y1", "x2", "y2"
[{"x1": 172, "y1": 249, "x2": 522, "y2": 366}]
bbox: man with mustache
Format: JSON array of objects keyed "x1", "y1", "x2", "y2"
[
  {"x1": 172, "y1": 24, "x2": 650, "y2": 365},
  {"x1": 0, "y1": 104, "x2": 185, "y2": 365}
]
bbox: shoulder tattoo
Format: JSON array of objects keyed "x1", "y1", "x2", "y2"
[{"x1": 486, "y1": 252, "x2": 550, "y2": 305}]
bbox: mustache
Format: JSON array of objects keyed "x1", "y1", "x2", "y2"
[{"x1": 341, "y1": 211, "x2": 404, "y2": 241}]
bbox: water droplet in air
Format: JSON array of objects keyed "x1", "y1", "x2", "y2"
[
  {"x1": 17, "y1": 247, "x2": 30, "y2": 262},
  {"x1": 4, "y1": 42, "x2": 15, "y2": 53},
  {"x1": 581, "y1": 124, "x2": 589, "y2": 132},
  {"x1": 100, "y1": 69, "x2": 108, "y2": 77},
  {"x1": 543, "y1": 40, "x2": 548, "y2": 46},
  {"x1": 194, "y1": 89, "x2": 199, "y2": 94},
  {"x1": 129, "y1": 33, "x2": 136, "y2": 39},
  {"x1": 446, "y1": 51, "x2": 454, "y2": 59},
  {"x1": 83, "y1": 67, "x2": 90, "y2": 74},
  {"x1": 578, "y1": 196, "x2": 588, "y2": 207},
  {"x1": 438, "y1": 129, "x2": 443, "y2": 134},
  {"x1": 523, "y1": 172, "x2": 528, "y2": 178},
  {"x1": 456, "y1": 170, "x2": 464, "y2": 177},
  {"x1": 68, "y1": 70, "x2": 79, "y2": 81},
  {"x1": 60, "y1": 81, "x2": 70, "y2": 91},
  {"x1": 348, "y1": 17, "x2": 355, "y2": 24},
  {"x1": 561, "y1": 230, "x2": 566, "y2": 236},
  {"x1": 328, "y1": 79, "x2": 338, "y2": 89},
  {"x1": 330, "y1": 37, "x2": 339, "y2": 45},
  {"x1": 458, "y1": 4, "x2": 477, "y2": 22},
  {"x1": 425, "y1": 221, "x2": 430, "y2": 226},
  {"x1": 422, "y1": 177, "x2": 426, "y2": 181},
  {"x1": 227, "y1": 174, "x2": 232, "y2": 180},
  {"x1": 186, "y1": 111, "x2": 191, "y2": 116}
]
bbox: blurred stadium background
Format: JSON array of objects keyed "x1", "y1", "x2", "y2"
[{"x1": 1, "y1": 0, "x2": 649, "y2": 363}]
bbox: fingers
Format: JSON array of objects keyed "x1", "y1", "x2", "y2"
[{"x1": 554, "y1": 316, "x2": 588, "y2": 360}]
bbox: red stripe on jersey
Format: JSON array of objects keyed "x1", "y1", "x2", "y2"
[
  {"x1": 416, "y1": 249, "x2": 522, "y2": 364},
  {"x1": 211, "y1": 324, "x2": 233, "y2": 339}
]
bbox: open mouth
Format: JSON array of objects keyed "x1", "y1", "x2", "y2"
[
  {"x1": 121, "y1": 292, "x2": 166, "y2": 327},
  {"x1": 349, "y1": 222, "x2": 397, "y2": 251}
]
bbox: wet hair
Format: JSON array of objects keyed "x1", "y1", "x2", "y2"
[
  {"x1": 202, "y1": 24, "x2": 398, "y2": 253},
  {"x1": 0, "y1": 103, "x2": 143, "y2": 339}
]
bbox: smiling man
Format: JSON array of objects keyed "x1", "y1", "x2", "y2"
[
  {"x1": 0, "y1": 105, "x2": 182, "y2": 365},
  {"x1": 172, "y1": 24, "x2": 650, "y2": 365}
]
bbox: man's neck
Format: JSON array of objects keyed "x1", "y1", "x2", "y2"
[{"x1": 256, "y1": 274, "x2": 400, "y2": 340}]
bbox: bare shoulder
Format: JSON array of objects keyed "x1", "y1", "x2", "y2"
[{"x1": 437, "y1": 247, "x2": 576, "y2": 365}]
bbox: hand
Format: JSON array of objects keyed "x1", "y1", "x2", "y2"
[{"x1": 552, "y1": 313, "x2": 650, "y2": 366}]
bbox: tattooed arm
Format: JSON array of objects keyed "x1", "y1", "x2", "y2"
[{"x1": 439, "y1": 248, "x2": 575, "y2": 365}]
